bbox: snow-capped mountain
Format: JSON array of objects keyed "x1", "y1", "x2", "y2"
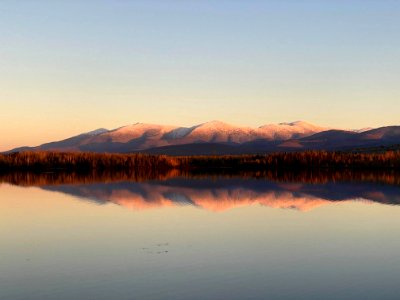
[
  {"x1": 6, "y1": 120, "x2": 399, "y2": 155},
  {"x1": 6, "y1": 120, "x2": 329, "y2": 153},
  {"x1": 258, "y1": 121, "x2": 329, "y2": 140}
]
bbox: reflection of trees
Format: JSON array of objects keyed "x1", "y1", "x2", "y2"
[
  {"x1": 0, "y1": 169, "x2": 179, "y2": 186},
  {"x1": 1, "y1": 169, "x2": 399, "y2": 187}
]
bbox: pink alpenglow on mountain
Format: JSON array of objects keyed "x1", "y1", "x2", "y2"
[{"x1": 7, "y1": 120, "x2": 399, "y2": 155}]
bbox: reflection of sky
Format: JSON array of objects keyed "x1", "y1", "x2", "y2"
[{"x1": 1, "y1": 183, "x2": 400, "y2": 299}]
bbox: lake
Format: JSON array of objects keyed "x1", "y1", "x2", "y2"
[{"x1": 1, "y1": 172, "x2": 400, "y2": 299}]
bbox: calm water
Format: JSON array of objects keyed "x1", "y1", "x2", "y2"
[{"x1": 1, "y1": 173, "x2": 400, "y2": 300}]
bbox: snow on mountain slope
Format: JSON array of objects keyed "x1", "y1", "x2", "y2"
[
  {"x1": 5, "y1": 120, "x2": 339, "y2": 153},
  {"x1": 164, "y1": 127, "x2": 193, "y2": 139},
  {"x1": 258, "y1": 121, "x2": 329, "y2": 140},
  {"x1": 89, "y1": 123, "x2": 178, "y2": 143},
  {"x1": 174, "y1": 120, "x2": 261, "y2": 144},
  {"x1": 163, "y1": 120, "x2": 326, "y2": 145},
  {"x1": 84, "y1": 128, "x2": 109, "y2": 136}
]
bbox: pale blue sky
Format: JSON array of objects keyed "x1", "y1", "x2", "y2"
[{"x1": 1, "y1": 1, "x2": 399, "y2": 150}]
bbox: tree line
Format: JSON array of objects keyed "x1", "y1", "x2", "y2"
[
  {"x1": 179, "y1": 151, "x2": 400, "y2": 170},
  {"x1": 1, "y1": 150, "x2": 400, "y2": 172},
  {"x1": 0, "y1": 151, "x2": 179, "y2": 172}
]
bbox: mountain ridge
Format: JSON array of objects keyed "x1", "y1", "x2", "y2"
[{"x1": 5, "y1": 121, "x2": 400, "y2": 155}]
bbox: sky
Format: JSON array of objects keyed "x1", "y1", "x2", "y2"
[{"x1": 1, "y1": 0, "x2": 399, "y2": 151}]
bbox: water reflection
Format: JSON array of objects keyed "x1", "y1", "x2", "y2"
[
  {"x1": 2, "y1": 171, "x2": 400, "y2": 211},
  {"x1": 2, "y1": 171, "x2": 400, "y2": 300}
]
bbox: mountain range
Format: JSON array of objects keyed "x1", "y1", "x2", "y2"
[{"x1": 6, "y1": 120, "x2": 400, "y2": 155}]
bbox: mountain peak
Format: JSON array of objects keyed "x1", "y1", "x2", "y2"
[
  {"x1": 84, "y1": 128, "x2": 109, "y2": 136},
  {"x1": 199, "y1": 120, "x2": 234, "y2": 127},
  {"x1": 115, "y1": 122, "x2": 177, "y2": 132},
  {"x1": 278, "y1": 120, "x2": 316, "y2": 127}
]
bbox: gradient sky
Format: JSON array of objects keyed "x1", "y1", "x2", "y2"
[{"x1": 1, "y1": 0, "x2": 399, "y2": 150}]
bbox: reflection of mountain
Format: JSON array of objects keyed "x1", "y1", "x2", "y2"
[{"x1": 41, "y1": 177, "x2": 400, "y2": 212}]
